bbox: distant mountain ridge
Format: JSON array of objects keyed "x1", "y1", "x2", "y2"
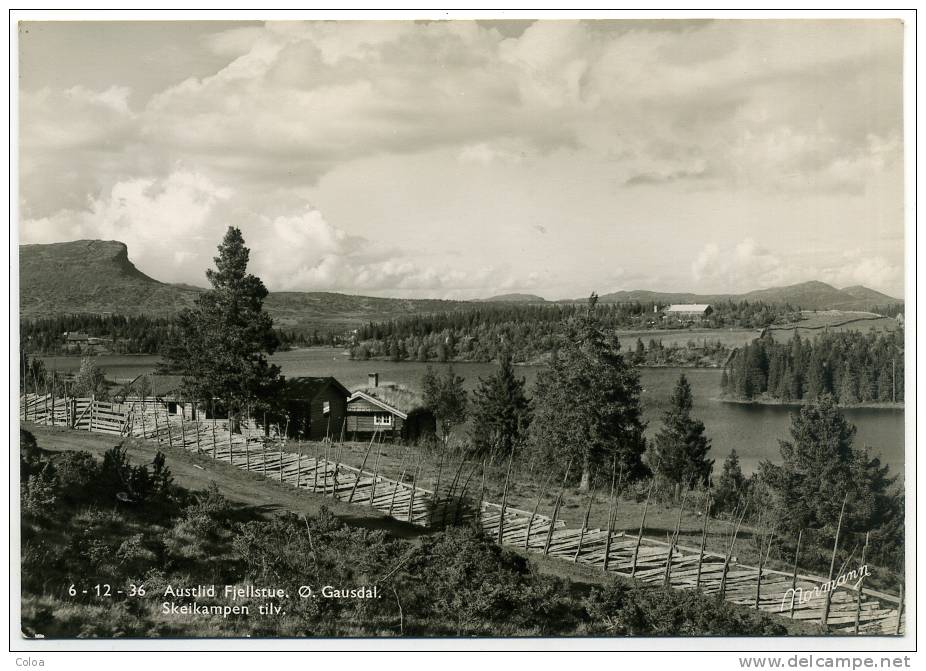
[
  {"x1": 20, "y1": 241, "x2": 902, "y2": 326},
  {"x1": 480, "y1": 293, "x2": 547, "y2": 303},
  {"x1": 589, "y1": 280, "x2": 900, "y2": 311},
  {"x1": 19, "y1": 240, "x2": 472, "y2": 329}
]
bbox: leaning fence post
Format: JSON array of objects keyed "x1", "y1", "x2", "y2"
[
  {"x1": 369, "y1": 440, "x2": 382, "y2": 506},
  {"x1": 433, "y1": 450, "x2": 445, "y2": 515},
  {"x1": 496, "y1": 451, "x2": 515, "y2": 545},
  {"x1": 89, "y1": 394, "x2": 95, "y2": 432},
  {"x1": 573, "y1": 471, "x2": 598, "y2": 563},
  {"x1": 454, "y1": 461, "x2": 480, "y2": 525},
  {"x1": 695, "y1": 495, "x2": 711, "y2": 591},
  {"x1": 543, "y1": 459, "x2": 573, "y2": 556},
  {"x1": 604, "y1": 460, "x2": 621, "y2": 572},
  {"x1": 755, "y1": 529, "x2": 775, "y2": 609},
  {"x1": 165, "y1": 406, "x2": 173, "y2": 447},
  {"x1": 854, "y1": 531, "x2": 870, "y2": 635},
  {"x1": 478, "y1": 458, "x2": 488, "y2": 531},
  {"x1": 211, "y1": 418, "x2": 217, "y2": 459},
  {"x1": 296, "y1": 451, "x2": 302, "y2": 489},
  {"x1": 279, "y1": 427, "x2": 284, "y2": 483},
  {"x1": 895, "y1": 583, "x2": 904, "y2": 635},
  {"x1": 789, "y1": 529, "x2": 803, "y2": 619},
  {"x1": 407, "y1": 461, "x2": 421, "y2": 524},
  {"x1": 663, "y1": 493, "x2": 687, "y2": 587},
  {"x1": 631, "y1": 480, "x2": 655, "y2": 577},
  {"x1": 719, "y1": 502, "x2": 748, "y2": 601},
  {"x1": 821, "y1": 494, "x2": 848, "y2": 627},
  {"x1": 179, "y1": 396, "x2": 186, "y2": 447},
  {"x1": 526, "y1": 471, "x2": 554, "y2": 550},
  {"x1": 388, "y1": 447, "x2": 410, "y2": 518},
  {"x1": 349, "y1": 433, "x2": 376, "y2": 503}
]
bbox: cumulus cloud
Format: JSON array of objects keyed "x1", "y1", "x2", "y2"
[
  {"x1": 17, "y1": 20, "x2": 904, "y2": 297},
  {"x1": 691, "y1": 238, "x2": 903, "y2": 296},
  {"x1": 20, "y1": 170, "x2": 525, "y2": 297}
]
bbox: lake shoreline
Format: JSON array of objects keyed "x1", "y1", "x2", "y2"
[{"x1": 718, "y1": 396, "x2": 904, "y2": 411}]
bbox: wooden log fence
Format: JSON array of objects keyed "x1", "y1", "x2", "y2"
[{"x1": 20, "y1": 393, "x2": 904, "y2": 634}]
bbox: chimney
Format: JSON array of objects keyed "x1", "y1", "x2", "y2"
[{"x1": 368, "y1": 373, "x2": 379, "y2": 388}]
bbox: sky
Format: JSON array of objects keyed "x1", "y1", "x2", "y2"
[{"x1": 18, "y1": 19, "x2": 905, "y2": 299}]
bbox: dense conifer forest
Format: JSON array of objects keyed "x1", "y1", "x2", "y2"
[
  {"x1": 20, "y1": 315, "x2": 340, "y2": 355},
  {"x1": 721, "y1": 329, "x2": 904, "y2": 404}
]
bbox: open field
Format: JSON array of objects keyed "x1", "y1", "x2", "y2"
[{"x1": 767, "y1": 311, "x2": 901, "y2": 343}]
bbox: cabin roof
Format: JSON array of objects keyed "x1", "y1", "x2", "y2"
[
  {"x1": 129, "y1": 373, "x2": 185, "y2": 397},
  {"x1": 285, "y1": 376, "x2": 350, "y2": 400},
  {"x1": 347, "y1": 387, "x2": 416, "y2": 419}
]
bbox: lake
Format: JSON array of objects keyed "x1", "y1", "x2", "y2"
[{"x1": 40, "y1": 348, "x2": 905, "y2": 476}]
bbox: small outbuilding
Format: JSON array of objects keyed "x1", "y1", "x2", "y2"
[
  {"x1": 125, "y1": 373, "x2": 196, "y2": 418},
  {"x1": 281, "y1": 376, "x2": 350, "y2": 440},
  {"x1": 346, "y1": 376, "x2": 436, "y2": 442}
]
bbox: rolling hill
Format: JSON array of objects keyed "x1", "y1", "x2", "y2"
[
  {"x1": 595, "y1": 281, "x2": 901, "y2": 311},
  {"x1": 19, "y1": 241, "x2": 902, "y2": 328},
  {"x1": 480, "y1": 293, "x2": 548, "y2": 303}
]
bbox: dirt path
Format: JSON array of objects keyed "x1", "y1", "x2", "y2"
[{"x1": 23, "y1": 423, "x2": 426, "y2": 539}]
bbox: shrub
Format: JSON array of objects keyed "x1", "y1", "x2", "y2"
[
  {"x1": 584, "y1": 579, "x2": 787, "y2": 636},
  {"x1": 22, "y1": 464, "x2": 58, "y2": 515}
]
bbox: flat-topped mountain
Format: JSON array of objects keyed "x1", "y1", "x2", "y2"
[
  {"x1": 20, "y1": 240, "x2": 201, "y2": 317},
  {"x1": 19, "y1": 240, "x2": 471, "y2": 329}
]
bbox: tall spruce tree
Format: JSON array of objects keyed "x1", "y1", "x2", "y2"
[
  {"x1": 713, "y1": 449, "x2": 746, "y2": 513},
  {"x1": 421, "y1": 365, "x2": 468, "y2": 445},
  {"x1": 647, "y1": 373, "x2": 714, "y2": 487},
  {"x1": 757, "y1": 393, "x2": 902, "y2": 535},
  {"x1": 469, "y1": 351, "x2": 532, "y2": 459},
  {"x1": 529, "y1": 295, "x2": 648, "y2": 490},
  {"x1": 160, "y1": 227, "x2": 282, "y2": 431}
]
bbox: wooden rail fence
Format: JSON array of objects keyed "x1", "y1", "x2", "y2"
[{"x1": 20, "y1": 393, "x2": 904, "y2": 635}]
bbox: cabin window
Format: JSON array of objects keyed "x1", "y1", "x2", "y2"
[
  {"x1": 373, "y1": 414, "x2": 393, "y2": 427},
  {"x1": 323, "y1": 401, "x2": 330, "y2": 415}
]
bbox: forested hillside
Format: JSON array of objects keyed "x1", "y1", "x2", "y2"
[
  {"x1": 350, "y1": 300, "x2": 802, "y2": 363},
  {"x1": 20, "y1": 314, "x2": 339, "y2": 356},
  {"x1": 721, "y1": 330, "x2": 904, "y2": 404}
]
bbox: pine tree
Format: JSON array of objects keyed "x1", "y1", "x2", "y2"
[
  {"x1": 422, "y1": 366, "x2": 468, "y2": 445},
  {"x1": 647, "y1": 374, "x2": 713, "y2": 487},
  {"x1": 469, "y1": 351, "x2": 532, "y2": 459},
  {"x1": 713, "y1": 450, "x2": 746, "y2": 513},
  {"x1": 529, "y1": 296, "x2": 648, "y2": 490},
  {"x1": 160, "y1": 227, "x2": 282, "y2": 431},
  {"x1": 838, "y1": 364, "x2": 859, "y2": 405}
]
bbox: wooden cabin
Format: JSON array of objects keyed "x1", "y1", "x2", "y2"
[
  {"x1": 282, "y1": 377, "x2": 350, "y2": 440},
  {"x1": 346, "y1": 377, "x2": 436, "y2": 442},
  {"x1": 126, "y1": 373, "x2": 197, "y2": 418}
]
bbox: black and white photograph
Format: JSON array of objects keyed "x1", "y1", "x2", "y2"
[{"x1": 10, "y1": 10, "x2": 916, "y2": 658}]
